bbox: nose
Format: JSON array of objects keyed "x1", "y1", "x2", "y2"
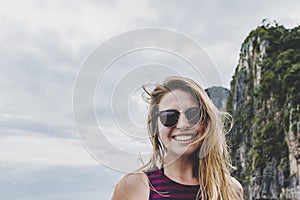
[{"x1": 176, "y1": 113, "x2": 190, "y2": 129}]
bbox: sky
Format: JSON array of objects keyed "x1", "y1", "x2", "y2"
[{"x1": 0, "y1": 0, "x2": 299, "y2": 199}]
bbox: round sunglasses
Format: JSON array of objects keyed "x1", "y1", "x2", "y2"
[{"x1": 157, "y1": 107, "x2": 201, "y2": 127}]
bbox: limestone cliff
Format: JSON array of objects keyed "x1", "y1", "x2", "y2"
[
  {"x1": 205, "y1": 86, "x2": 230, "y2": 111},
  {"x1": 227, "y1": 22, "x2": 300, "y2": 199}
]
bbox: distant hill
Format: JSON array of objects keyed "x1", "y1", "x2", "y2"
[{"x1": 205, "y1": 86, "x2": 229, "y2": 111}]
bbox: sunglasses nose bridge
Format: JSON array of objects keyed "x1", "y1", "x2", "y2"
[{"x1": 175, "y1": 111, "x2": 190, "y2": 129}]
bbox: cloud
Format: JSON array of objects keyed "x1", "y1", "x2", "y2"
[
  {"x1": 0, "y1": 108, "x2": 73, "y2": 138},
  {"x1": 0, "y1": 0, "x2": 158, "y2": 49},
  {"x1": 143, "y1": 0, "x2": 300, "y2": 86},
  {"x1": 0, "y1": 133, "x2": 98, "y2": 168},
  {"x1": 0, "y1": 164, "x2": 121, "y2": 200}
]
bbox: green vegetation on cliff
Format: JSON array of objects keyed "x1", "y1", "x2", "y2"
[{"x1": 227, "y1": 22, "x2": 300, "y2": 199}]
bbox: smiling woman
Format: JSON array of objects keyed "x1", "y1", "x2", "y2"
[{"x1": 112, "y1": 76, "x2": 243, "y2": 200}]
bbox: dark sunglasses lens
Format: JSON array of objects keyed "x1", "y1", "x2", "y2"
[
  {"x1": 159, "y1": 110, "x2": 179, "y2": 127},
  {"x1": 185, "y1": 107, "x2": 201, "y2": 124}
]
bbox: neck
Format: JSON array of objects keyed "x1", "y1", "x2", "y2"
[{"x1": 163, "y1": 153, "x2": 199, "y2": 185}]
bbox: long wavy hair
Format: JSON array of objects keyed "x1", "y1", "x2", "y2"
[{"x1": 141, "y1": 76, "x2": 240, "y2": 200}]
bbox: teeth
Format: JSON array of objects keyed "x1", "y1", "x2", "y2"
[{"x1": 173, "y1": 134, "x2": 195, "y2": 141}]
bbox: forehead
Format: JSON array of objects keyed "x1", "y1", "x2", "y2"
[{"x1": 159, "y1": 89, "x2": 198, "y2": 110}]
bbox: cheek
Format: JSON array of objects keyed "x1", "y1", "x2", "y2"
[
  {"x1": 157, "y1": 122, "x2": 173, "y2": 142},
  {"x1": 158, "y1": 125, "x2": 172, "y2": 137}
]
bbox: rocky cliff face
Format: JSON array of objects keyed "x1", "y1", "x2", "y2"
[
  {"x1": 205, "y1": 86, "x2": 230, "y2": 111},
  {"x1": 227, "y1": 23, "x2": 300, "y2": 199}
]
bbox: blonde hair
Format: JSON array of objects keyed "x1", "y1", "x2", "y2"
[{"x1": 142, "y1": 76, "x2": 240, "y2": 200}]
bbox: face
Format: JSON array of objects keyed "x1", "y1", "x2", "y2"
[{"x1": 157, "y1": 89, "x2": 204, "y2": 158}]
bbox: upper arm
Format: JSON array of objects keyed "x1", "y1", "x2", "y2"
[
  {"x1": 112, "y1": 172, "x2": 149, "y2": 200},
  {"x1": 231, "y1": 177, "x2": 244, "y2": 200}
]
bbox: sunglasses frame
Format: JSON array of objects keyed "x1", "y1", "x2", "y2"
[{"x1": 157, "y1": 107, "x2": 201, "y2": 128}]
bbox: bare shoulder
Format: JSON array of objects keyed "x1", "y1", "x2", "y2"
[
  {"x1": 230, "y1": 176, "x2": 244, "y2": 199},
  {"x1": 112, "y1": 171, "x2": 149, "y2": 200}
]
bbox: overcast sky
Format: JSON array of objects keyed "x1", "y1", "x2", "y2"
[{"x1": 0, "y1": 0, "x2": 299, "y2": 199}]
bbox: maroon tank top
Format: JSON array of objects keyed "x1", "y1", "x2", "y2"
[{"x1": 145, "y1": 168, "x2": 200, "y2": 200}]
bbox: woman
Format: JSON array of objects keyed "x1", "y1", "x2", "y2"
[{"x1": 112, "y1": 76, "x2": 243, "y2": 200}]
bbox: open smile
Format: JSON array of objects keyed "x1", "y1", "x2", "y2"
[{"x1": 171, "y1": 134, "x2": 197, "y2": 141}]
